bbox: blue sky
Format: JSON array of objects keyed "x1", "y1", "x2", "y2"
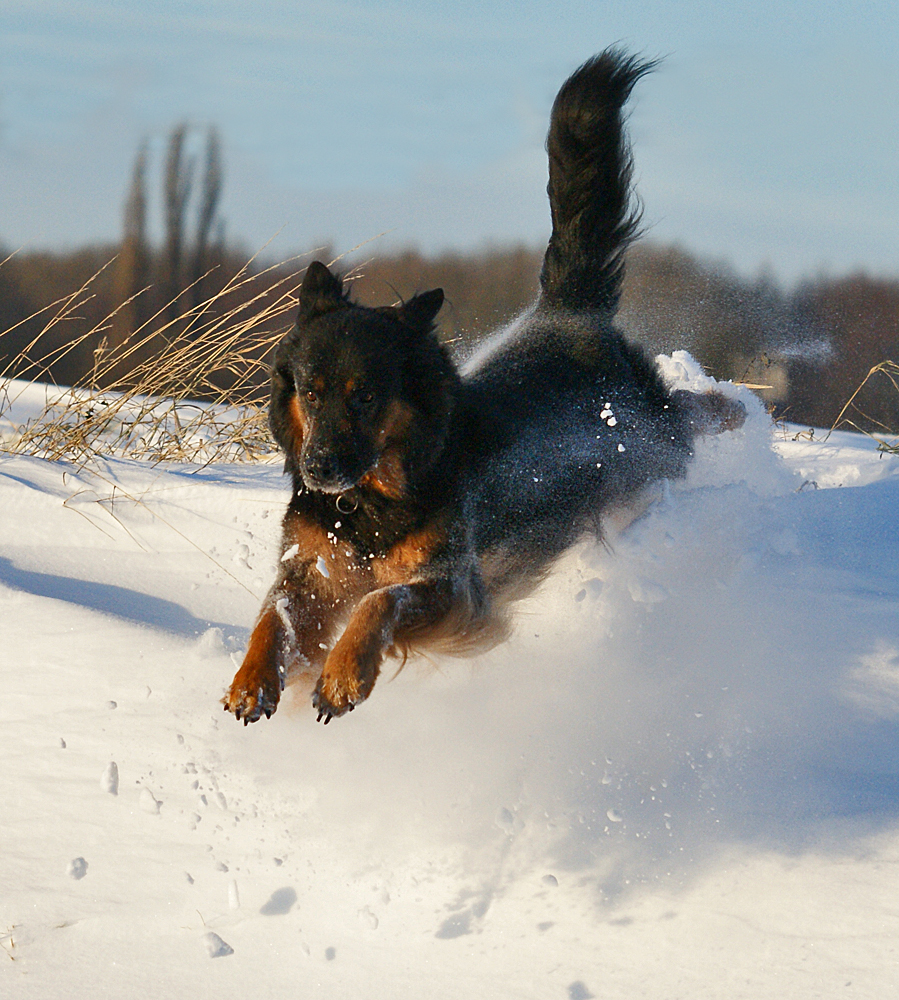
[{"x1": 2, "y1": 0, "x2": 898, "y2": 283}]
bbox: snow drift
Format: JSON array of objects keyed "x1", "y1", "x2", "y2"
[{"x1": 4, "y1": 356, "x2": 899, "y2": 997}]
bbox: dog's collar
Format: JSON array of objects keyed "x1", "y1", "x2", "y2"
[{"x1": 335, "y1": 492, "x2": 360, "y2": 514}]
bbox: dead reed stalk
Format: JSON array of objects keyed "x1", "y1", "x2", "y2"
[
  {"x1": 827, "y1": 360, "x2": 899, "y2": 453},
  {"x1": 0, "y1": 252, "x2": 328, "y2": 466}
]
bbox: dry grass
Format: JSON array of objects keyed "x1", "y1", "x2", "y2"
[
  {"x1": 0, "y1": 251, "x2": 333, "y2": 467},
  {"x1": 827, "y1": 360, "x2": 899, "y2": 454}
]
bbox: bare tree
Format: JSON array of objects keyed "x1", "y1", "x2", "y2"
[
  {"x1": 190, "y1": 126, "x2": 223, "y2": 308},
  {"x1": 161, "y1": 122, "x2": 194, "y2": 323},
  {"x1": 110, "y1": 140, "x2": 150, "y2": 353}
]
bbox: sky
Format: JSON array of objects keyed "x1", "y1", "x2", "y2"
[{"x1": 2, "y1": 0, "x2": 898, "y2": 284}]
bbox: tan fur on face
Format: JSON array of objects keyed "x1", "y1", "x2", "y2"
[
  {"x1": 375, "y1": 399, "x2": 415, "y2": 447},
  {"x1": 284, "y1": 394, "x2": 308, "y2": 463},
  {"x1": 357, "y1": 400, "x2": 417, "y2": 499},
  {"x1": 360, "y1": 448, "x2": 407, "y2": 500}
]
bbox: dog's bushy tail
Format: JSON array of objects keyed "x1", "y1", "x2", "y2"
[{"x1": 539, "y1": 48, "x2": 656, "y2": 314}]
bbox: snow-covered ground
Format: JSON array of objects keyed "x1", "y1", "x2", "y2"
[{"x1": 3, "y1": 362, "x2": 899, "y2": 998}]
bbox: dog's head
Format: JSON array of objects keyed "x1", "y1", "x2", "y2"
[{"x1": 270, "y1": 261, "x2": 457, "y2": 499}]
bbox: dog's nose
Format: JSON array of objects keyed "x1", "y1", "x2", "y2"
[
  {"x1": 302, "y1": 446, "x2": 358, "y2": 492},
  {"x1": 303, "y1": 450, "x2": 338, "y2": 483}
]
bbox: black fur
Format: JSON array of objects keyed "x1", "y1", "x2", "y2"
[
  {"x1": 540, "y1": 49, "x2": 657, "y2": 313},
  {"x1": 223, "y1": 47, "x2": 745, "y2": 725}
]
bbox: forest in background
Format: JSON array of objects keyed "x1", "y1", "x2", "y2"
[{"x1": 2, "y1": 124, "x2": 898, "y2": 435}]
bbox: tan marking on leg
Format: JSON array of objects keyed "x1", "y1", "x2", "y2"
[
  {"x1": 227, "y1": 509, "x2": 374, "y2": 724},
  {"x1": 314, "y1": 576, "x2": 498, "y2": 719},
  {"x1": 315, "y1": 589, "x2": 393, "y2": 716},
  {"x1": 224, "y1": 607, "x2": 283, "y2": 723}
]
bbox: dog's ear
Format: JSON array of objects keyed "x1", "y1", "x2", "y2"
[
  {"x1": 298, "y1": 261, "x2": 347, "y2": 320},
  {"x1": 395, "y1": 288, "x2": 444, "y2": 333}
]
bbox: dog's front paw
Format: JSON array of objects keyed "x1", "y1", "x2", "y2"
[
  {"x1": 223, "y1": 668, "x2": 282, "y2": 725},
  {"x1": 311, "y1": 642, "x2": 379, "y2": 723},
  {"x1": 311, "y1": 677, "x2": 357, "y2": 724}
]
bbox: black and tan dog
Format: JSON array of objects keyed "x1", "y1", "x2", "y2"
[{"x1": 224, "y1": 48, "x2": 744, "y2": 725}]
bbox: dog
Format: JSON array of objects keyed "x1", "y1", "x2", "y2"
[{"x1": 223, "y1": 48, "x2": 745, "y2": 725}]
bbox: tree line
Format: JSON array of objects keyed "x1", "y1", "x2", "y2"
[{"x1": 2, "y1": 126, "x2": 898, "y2": 433}]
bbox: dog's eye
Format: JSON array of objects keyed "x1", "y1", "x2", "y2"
[
  {"x1": 305, "y1": 390, "x2": 319, "y2": 406},
  {"x1": 349, "y1": 389, "x2": 376, "y2": 412}
]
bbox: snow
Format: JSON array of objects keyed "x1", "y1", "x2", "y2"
[
  {"x1": 100, "y1": 761, "x2": 119, "y2": 796},
  {"x1": 3, "y1": 358, "x2": 899, "y2": 996}
]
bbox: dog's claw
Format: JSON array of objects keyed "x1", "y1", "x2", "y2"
[
  {"x1": 312, "y1": 670, "x2": 366, "y2": 722},
  {"x1": 223, "y1": 679, "x2": 279, "y2": 725},
  {"x1": 313, "y1": 692, "x2": 342, "y2": 724}
]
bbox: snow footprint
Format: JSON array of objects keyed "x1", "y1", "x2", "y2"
[
  {"x1": 203, "y1": 932, "x2": 233, "y2": 958},
  {"x1": 140, "y1": 787, "x2": 161, "y2": 814},
  {"x1": 100, "y1": 762, "x2": 118, "y2": 795},
  {"x1": 67, "y1": 857, "x2": 88, "y2": 880}
]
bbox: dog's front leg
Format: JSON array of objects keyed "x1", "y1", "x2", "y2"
[
  {"x1": 224, "y1": 579, "x2": 339, "y2": 725},
  {"x1": 223, "y1": 600, "x2": 287, "y2": 724},
  {"x1": 313, "y1": 580, "x2": 456, "y2": 722}
]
